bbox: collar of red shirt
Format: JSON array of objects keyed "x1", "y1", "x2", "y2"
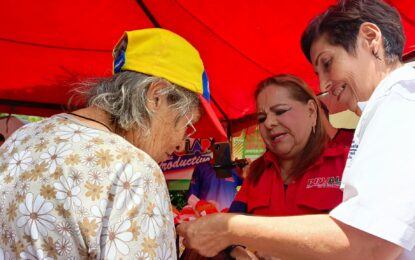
[{"x1": 263, "y1": 143, "x2": 349, "y2": 170}]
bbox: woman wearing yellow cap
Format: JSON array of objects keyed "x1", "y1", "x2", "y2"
[{"x1": 0, "y1": 28, "x2": 224, "y2": 259}]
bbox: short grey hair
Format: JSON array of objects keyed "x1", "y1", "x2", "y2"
[{"x1": 80, "y1": 71, "x2": 200, "y2": 135}]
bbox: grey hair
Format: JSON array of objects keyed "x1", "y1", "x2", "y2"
[{"x1": 79, "y1": 71, "x2": 200, "y2": 135}]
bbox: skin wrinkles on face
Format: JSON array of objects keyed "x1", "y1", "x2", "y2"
[
  {"x1": 156, "y1": 108, "x2": 201, "y2": 162},
  {"x1": 134, "y1": 96, "x2": 201, "y2": 163},
  {"x1": 310, "y1": 35, "x2": 381, "y2": 116},
  {"x1": 256, "y1": 85, "x2": 315, "y2": 161}
]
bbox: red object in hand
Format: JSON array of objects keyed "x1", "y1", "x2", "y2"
[
  {"x1": 173, "y1": 195, "x2": 220, "y2": 224},
  {"x1": 176, "y1": 205, "x2": 197, "y2": 224},
  {"x1": 194, "y1": 200, "x2": 219, "y2": 216}
]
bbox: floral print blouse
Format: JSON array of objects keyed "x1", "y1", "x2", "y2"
[{"x1": 0, "y1": 114, "x2": 176, "y2": 259}]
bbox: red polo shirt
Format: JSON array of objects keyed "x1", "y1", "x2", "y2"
[{"x1": 230, "y1": 144, "x2": 349, "y2": 216}]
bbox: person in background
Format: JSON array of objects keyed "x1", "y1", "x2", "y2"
[
  {"x1": 188, "y1": 160, "x2": 243, "y2": 211},
  {"x1": 178, "y1": 0, "x2": 415, "y2": 259},
  {"x1": 181, "y1": 159, "x2": 245, "y2": 260},
  {"x1": 318, "y1": 99, "x2": 354, "y2": 147},
  {"x1": 226, "y1": 74, "x2": 349, "y2": 259},
  {"x1": 0, "y1": 28, "x2": 225, "y2": 259}
]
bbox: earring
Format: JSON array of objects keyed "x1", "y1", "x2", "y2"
[
  {"x1": 372, "y1": 50, "x2": 382, "y2": 61},
  {"x1": 312, "y1": 125, "x2": 316, "y2": 134}
]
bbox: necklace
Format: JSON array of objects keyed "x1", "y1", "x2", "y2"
[{"x1": 67, "y1": 112, "x2": 113, "y2": 132}]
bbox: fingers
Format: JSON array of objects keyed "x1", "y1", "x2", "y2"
[
  {"x1": 182, "y1": 238, "x2": 190, "y2": 249},
  {"x1": 176, "y1": 216, "x2": 230, "y2": 257},
  {"x1": 246, "y1": 249, "x2": 260, "y2": 260},
  {"x1": 176, "y1": 222, "x2": 193, "y2": 249},
  {"x1": 176, "y1": 222, "x2": 186, "y2": 237}
]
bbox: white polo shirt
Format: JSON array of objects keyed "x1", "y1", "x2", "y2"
[{"x1": 330, "y1": 65, "x2": 415, "y2": 259}]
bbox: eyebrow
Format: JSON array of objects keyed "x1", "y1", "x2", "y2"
[
  {"x1": 258, "y1": 102, "x2": 289, "y2": 110},
  {"x1": 257, "y1": 103, "x2": 289, "y2": 114},
  {"x1": 257, "y1": 104, "x2": 286, "y2": 114},
  {"x1": 270, "y1": 104, "x2": 289, "y2": 111}
]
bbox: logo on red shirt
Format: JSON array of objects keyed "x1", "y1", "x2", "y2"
[{"x1": 306, "y1": 176, "x2": 341, "y2": 189}]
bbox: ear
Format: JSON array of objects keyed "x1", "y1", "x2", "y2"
[
  {"x1": 307, "y1": 99, "x2": 318, "y2": 126},
  {"x1": 146, "y1": 81, "x2": 168, "y2": 111},
  {"x1": 359, "y1": 22, "x2": 382, "y2": 54}
]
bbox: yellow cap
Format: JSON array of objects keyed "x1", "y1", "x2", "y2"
[
  {"x1": 113, "y1": 28, "x2": 209, "y2": 99},
  {"x1": 112, "y1": 28, "x2": 227, "y2": 141}
]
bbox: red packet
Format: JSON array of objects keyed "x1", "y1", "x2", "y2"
[
  {"x1": 176, "y1": 205, "x2": 197, "y2": 224},
  {"x1": 194, "y1": 200, "x2": 219, "y2": 216}
]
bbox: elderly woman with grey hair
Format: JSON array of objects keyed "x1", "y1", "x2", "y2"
[{"x1": 0, "y1": 28, "x2": 225, "y2": 259}]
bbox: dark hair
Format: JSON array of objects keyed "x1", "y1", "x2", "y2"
[
  {"x1": 319, "y1": 99, "x2": 330, "y2": 119},
  {"x1": 301, "y1": 0, "x2": 405, "y2": 64},
  {"x1": 249, "y1": 74, "x2": 328, "y2": 184}
]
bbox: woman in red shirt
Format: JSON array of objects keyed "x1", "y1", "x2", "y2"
[{"x1": 228, "y1": 74, "x2": 349, "y2": 258}]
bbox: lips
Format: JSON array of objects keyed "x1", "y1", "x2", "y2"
[
  {"x1": 332, "y1": 84, "x2": 346, "y2": 97},
  {"x1": 270, "y1": 132, "x2": 287, "y2": 142}
]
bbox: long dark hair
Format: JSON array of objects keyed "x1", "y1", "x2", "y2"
[{"x1": 249, "y1": 74, "x2": 328, "y2": 185}]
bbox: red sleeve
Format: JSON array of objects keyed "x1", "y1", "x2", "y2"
[{"x1": 233, "y1": 176, "x2": 251, "y2": 203}]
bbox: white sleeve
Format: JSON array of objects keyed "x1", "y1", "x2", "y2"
[{"x1": 330, "y1": 90, "x2": 415, "y2": 250}]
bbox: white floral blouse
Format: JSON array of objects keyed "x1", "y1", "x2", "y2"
[{"x1": 0, "y1": 114, "x2": 177, "y2": 259}]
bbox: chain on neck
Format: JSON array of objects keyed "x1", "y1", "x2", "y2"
[{"x1": 67, "y1": 112, "x2": 113, "y2": 132}]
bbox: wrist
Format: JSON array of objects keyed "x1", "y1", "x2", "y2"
[{"x1": 228, "y1": 214, "x2": 247, "y2": 245}]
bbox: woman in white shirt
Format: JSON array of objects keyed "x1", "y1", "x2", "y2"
[{"x1": 178, "y1": 0, "x2": 415, "y2": 259}]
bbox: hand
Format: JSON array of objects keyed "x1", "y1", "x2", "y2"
[
  {"x1": 230, "y1": 246, "x2": 259, "y2": 260},
  {"x1": 176, "y1": 213, "x2": 234, "y2": 257}
]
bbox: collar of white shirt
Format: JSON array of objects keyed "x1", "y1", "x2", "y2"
[{"x1": 357, "y1": 65, "x2": 415, "y2": 113}]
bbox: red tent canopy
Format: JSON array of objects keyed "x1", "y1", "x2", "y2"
[{"x1": 0, "y1": 0, "x2": 414, "y2": 121}]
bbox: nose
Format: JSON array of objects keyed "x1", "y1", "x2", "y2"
[
  {"x1": 319, "y1": 75, "x2": 332, "y2": 93},
  {"x1": 263, "y1": 114, "x2": 278, "y2": 129},
  {"x1": 176, "y1": 141, "x2": 185, "y2": 152}
]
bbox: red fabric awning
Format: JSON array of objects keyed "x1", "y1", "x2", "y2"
[{"x1": 0, "y1": 0, "x2": 414, "y2": 123}]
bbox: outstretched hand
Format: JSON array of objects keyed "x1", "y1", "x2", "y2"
[{"x1": 176, "y1": 213, "x2": 235, "y2": 257}]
